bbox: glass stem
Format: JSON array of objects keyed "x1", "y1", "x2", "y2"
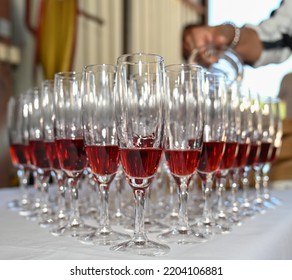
[
  {"x1": 254, "y1": 168, "x2": 263, "y2": 204},
  {"x1": 144, "y1": 188, "x2": 152, "y2": 224},
  {"x1": 229, "y1": 169, "x2": 239, "y2": 213},
  {"x1": 216, "y1": 176, "x2": 226, "y2": 218},
  {"x1": 69, "y1": 178, "x2": 82, "y2": 226},
  {"x1": 99, "y1": 184, "x2": 111, "y2": 234},
  {"x1": 169, "y1": 176, "x2": 178, "y2": 218},
  {"x1": 133, "y1": 188, "x2": 147, "y2": 244},
  {"x1": 201, "y1": 174, "x2": 213, "y2": 224},
  {"x1": 241, "y1": 167, "x2": 251, "y2": 206},
  {"x1": 17, "y1": 167, "x2": 30, "y2": 205},
  {"x1": 56, "y1": 173, "x2": 67, "y2": 220},
  {"x1": 39, "y1": 174, "x2": 50, "y2": 215},
  {"x1": 177, "y1": 181, "x2": 189, "y2": 232},
  {"x1": 114, "y1": 175, "x2": 124, "y2": 218}
]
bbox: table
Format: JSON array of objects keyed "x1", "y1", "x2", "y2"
[{"x1": 1, "y1": 184, "x2": 292, "y2": 260}]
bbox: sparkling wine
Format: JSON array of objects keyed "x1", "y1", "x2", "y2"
[
  {"x1": 86, "y1": 145, "x2": 120, "y2": 175},
  {"x1": 120, "y1": 148, "x2": 163, "y2": 178},
  {"x1": 44, "y1": 141, "x2": 61, "y2": 170},
  {"x1": 9, "y1": 143, "x2": 31, "y2": 167},
  {"x1": 29, "y1": 140, "x2": 51, "y2": 170},
  {"x1": 256, "y1": 141, "x2": 272, "y2": 164},
  {"x1": 219, "y1": 141, "x2": 238, "y2": 170},
  {"x1": 233, "y1": 143, "x2": 249, "y2": 168},
  {"x1": 197, "y1": 141, "x2": 225, "y2": 173},
  {"x1": 165, "y1": 149, "x2": 201, "y2": 176},
  {"x1": 55, "y1": 138, "x2": 87, "y2": 176},
  {"x1": 245, "y1": 143, "x2": 259, "y2": 166}
]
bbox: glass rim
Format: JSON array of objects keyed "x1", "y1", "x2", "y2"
[
  {"x1": 165, "y1": 63, "x2": 204, "y2": 72},
  {"x1": 117, "y1": 52, "x2": 164, "y2": 65},
  {"x1": 83, "y1": 63, "x2": 116, "y2": 72},
  {"x1": 54, "y1": 71, "x2": 83, "y2": 79}
]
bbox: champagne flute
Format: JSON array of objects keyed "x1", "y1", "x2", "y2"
[
  {"x1": 42, "y1": 80, "x2": 68, "y2": 227},
  {"x1": 261, "y1": 98, "x2": 283, "y2": 206},
  {"x1": 157, "y1": 64, "x2": 208, "y2": 244},
  {"x1": 239, "y1": 92, "x2": 260, "y2": 217},
  {"x1": 193, "y1": 72, "x2": 227, "y2": 236},
  {"x1": 252, "y1": 96, "x2": 277, "y2": 211},
  {"x1": 27, "y1": 87, "x2": 54, "y2": 225},
  {"x1": 110, "y1": 53, "x2": 170, "y2": 256},
  {"x1": 252, "y1": 95, "x2": 275, "y2": 213},
  {"x1": 52, "y1": 71, "x2": 95, "y2": 237},
  {"x1": 213, "y1": 81, "x2": 240, "y2": 232},
  {"x1": 7, "y1": 94, "x2": 32, "y2": 214},
  {"x1": 79, "y1": 63, "x2": 130, "y2": 245}
]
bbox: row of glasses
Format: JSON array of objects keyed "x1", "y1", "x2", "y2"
[{"x1": 6, "y1": 51, "x2": 283, "y2": 258}]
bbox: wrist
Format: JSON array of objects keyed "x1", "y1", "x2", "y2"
[
  {"x1": 213, "y1": 23, "x2": 241, "y2": 48},
  {"x1": 223, "y1": 22, "x2": 241, "y2": 48}
]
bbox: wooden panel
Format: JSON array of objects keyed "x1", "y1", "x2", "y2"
[{"x1": 0, "y1": 0, "x2": 15, "y2": 187}]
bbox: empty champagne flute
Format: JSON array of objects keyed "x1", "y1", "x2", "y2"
[
  {"x1": 110, "y1": 53, "x2": 170, "y2": 256},
  {"x1": 80, "y1": 63, "x2": 130, "y2": 245},
  {"x1": 158, "y1": 64, "x2": 207, "y2": 244}
]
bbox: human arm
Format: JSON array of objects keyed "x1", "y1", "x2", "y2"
[{"x1": 182, "y1": 0, "x2": 292, "y2": 67}]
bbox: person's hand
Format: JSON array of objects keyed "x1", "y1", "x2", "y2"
[{"x1": 182, "y1": 25, "x2": 235, "y2": 61}]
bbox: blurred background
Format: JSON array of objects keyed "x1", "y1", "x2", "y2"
[{"x1": 0, "y1": 0, "x2": 289, "y2": 187}]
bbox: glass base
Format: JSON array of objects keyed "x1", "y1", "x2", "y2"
[
  {"x1": 269, "y1": 196, "x2": 282, "y2": 206},
  {"x1": 123, "y1": 219, "x2": 169, "y2": 234},
  {"x1": 240, "y1": 202, "x2": 256, "y2": 218},
  {"x1": 78, "y1": 228, "x2": 131, "y2": 246},
  {"x1": 213, "y1": 211, "x2": 233, "y2": 233},
  {"x1": 51, "y1": 220, "x2": 96, "y2": 238},
  {"x1": 252, "y1": 199, "x2": 267, "y2": 215},
  {"x1": 7, "y1": 199, "x2": 21, "y2": 211},
  {"x1": 110, "y1": 212, "x2": 134, "y2": 227},
  {"x1": 192, "y1": 217, "x2": 226, "y2": 236},
  {"x1": 110, "y1": 238, "x2": 170, "y2": 256},
  {"x1": 158, "y1": 227, "x2": 209, "y2": 244}
]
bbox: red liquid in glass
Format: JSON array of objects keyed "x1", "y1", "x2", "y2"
[
  {"x1": 9, "y1": 144, "x2": 31, "y2": 166},
  {"x1": 197, "y1": 141, "x2": 225, "y2": 173},
  {"x1": 256, "y1": 141, "x2": 272, "y2": 164},
  {"x1": 86, "y1": 145, "x2": 120, "y2": 175},
  {"x1": 29, "y1": 140, "x2": 51, "y2": 170},
  {"x1": 233, "y1": 143, "x2": 249, "y2": 168},
  {"x1": 55, "y1": 138, "x2": 87, "y2": 173},
  {"x1": 219, "y1": 141, "x2": 238, "y2": 170},
  {"x1": 120, "y1": 148, "x2": 163, "y2": 178},
  {"x1": 245, "y1": 143, "x2": 259, "y2": 166},
  {"x1": 268, "y1": 146, "x2": 279, "y2": 163},
  {"x1": 44, "y1": 142, "x2": 61, "y2": 170},
  {"x1": 165, "y1": 149, "x2": 201, "y2": 176}
]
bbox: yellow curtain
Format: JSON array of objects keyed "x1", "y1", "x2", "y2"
[{"x1": 36, "y1": 0, "x2": 77, "y2": 79}]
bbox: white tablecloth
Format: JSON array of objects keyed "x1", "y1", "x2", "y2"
[{"x1": 1, "y1": 185, "x2": 292, "y2": 260}]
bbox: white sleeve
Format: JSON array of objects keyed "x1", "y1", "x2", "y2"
[{"x1": 246, "y1": 0, "x2": 292, "y2": 67}]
